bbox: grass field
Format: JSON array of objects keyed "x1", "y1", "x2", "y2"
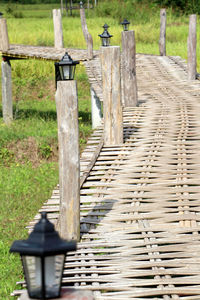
[{"x1": 0, "y1": 2, "x2": 200, "y2": 299}]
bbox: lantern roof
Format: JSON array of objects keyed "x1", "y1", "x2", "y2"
[
  {"x1": 56, "y1": 52, "x2": 79, "y2": 66},
  {"x1": 99, "y1": 24, "x2": 113, "y2": 39},
  {"x1": 121, "y1": 19, "x2": 130, "y2": 26},
  {"x1": 10, "y1": 212, "x2": 76, "y2": 256}
]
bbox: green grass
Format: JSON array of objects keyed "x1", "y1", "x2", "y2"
[
  {"x1": 0, "y1": 162, "x2": 59, "y2": 299},
  {"x1": 1, "y1": 2, "x2": 200, "y2": 299}
]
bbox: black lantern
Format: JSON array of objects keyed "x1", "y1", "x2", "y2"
[
  {"x1": 55, "y1": 52, "x2": 79, "y2": 84},
  {"x1": 98, "y1": 24, "x2": 113, "y2": 47},
  {"x1": 0, "y1": 12, "x2": 3, "y2": 18},
  {"x1": 10, "y1": 212, "x2": 76, "y2": 299},
  {"x1": 121, "y1": 19, "x2": 130, "y2": 31}
]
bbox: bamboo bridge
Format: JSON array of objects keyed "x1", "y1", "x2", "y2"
[
  {"x1": 9, "y1": 51, "x2": 200, "y2": 299},
  {"x1": 2, "y1": 8, "x2": 200, "y2": 300}
]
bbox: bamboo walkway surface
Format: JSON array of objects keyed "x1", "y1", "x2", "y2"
[
  {"x1": 13, "y1": 53, "x2": 200, "y2": 299},
  {"x1": 0, "y1": 44, "x2": 99, "y2": 61}
]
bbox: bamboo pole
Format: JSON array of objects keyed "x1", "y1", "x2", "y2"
[
  {"x1": 53, "y1": 9, "x2": 64, "y2": 49},
  {"x1": 187, "y1": 14, "x2": 197, "y2": 80},
  {"x1": 55, "y1": 81, "x2": 80, "y2": 241},
  {"x1": 2, "y1": 58, "x2": 13, "y2": 124},
  {"x1": 121, "y1": 30, "x2": 138, "y2": 107},
  {"x1": 101, "y1": 46, "x2": 123, "y2": 145},
  {"x1": 0, "y1": 18, "x2": 10, "y2": 51},
  {"x1": 159, "y1": 8, "x2": 166, "y2": 56}
]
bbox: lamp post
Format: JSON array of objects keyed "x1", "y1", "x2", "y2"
[
  {"x1": 10, "y1": 212, "x2": 76, "y2": 299},
  {"x1": 55, "y1": 52, "x2": 79, "y2": 87},
  {"x1": 98, "y1": 24, "x2": 113, "y2": 47},
  {"x1": 121, "y1": 19, "x2": 130, "y2": 31}
]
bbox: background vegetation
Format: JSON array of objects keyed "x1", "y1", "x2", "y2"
[
  {"x1": 0, "y1": 0, "x2": 200, "y2": 299},
  {"x1": 1, "y1": 0, "x2": 200, "y2": 14}
]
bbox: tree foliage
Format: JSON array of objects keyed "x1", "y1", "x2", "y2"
[{"x1": 152, "y1": 0, "x2": 200, "y2": 14}]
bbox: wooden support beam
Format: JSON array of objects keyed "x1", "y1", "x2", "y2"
[
  {"x1": 80, "y1": 7, "x2": 93, "y2": 59},
  {"x1": 187, "y1": 14, "x2": 197, "y2": 80},
  {"x1": 2, "y1": 59, "x2": 13, "y2": 124},
  {"x1": 55, "y1": 81, "x2": 80, "y2": 241},
  {"x1": 53, "y1": 9, "x2": 64, "y2": 49},
  {"x1": 0, "y1": 18, "x2": 10, "y2": 51},
  {"x1": 121, "y1": 30, "x2": 138, "y2": 107},
  {"x1": 101, "y1": 46, "x2": 123, "y2": 146},
  {"x1": 159, "y1": 8, "x2": 166, "y2": 56}
]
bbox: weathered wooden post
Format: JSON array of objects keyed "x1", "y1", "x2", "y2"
[
  {"x1": 91, "y1": 88, "x2": 102, "y2": 128},
  {"x1": 101, "y1": 46, "x2": 123, "y2": 145},
  {"x1": 1, "y1": 57, "x2": 13, "y2": 124},
  {"x1": 60, "y1": 0, "x2": 64, "y2": 14},
  {"x1": 159, "y1": 8, "x2": 166, "y2": 56},
  {"x1": 187, "y1": 14, "x2": 197, "y2": 80},
  {"x1": 55, "y1": 81, "x2": 80, "y2": 241},
  {"x1": 0, "y1": 17, "x2": 10, "y2": 51},
  {"x1": 121, "y1": 30, "x2": 138, "y2": 107},
  {"x1": 80, "y1": 6, "x2": 93, "y2": 59},
  {"x1": 53, "y1": 9, "x2": 64, "y2": 49}
]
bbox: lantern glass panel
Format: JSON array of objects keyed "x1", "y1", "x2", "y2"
[
  {"x1": 124, "y1": 24, "x2": 129, "y2": 31},
  {"x1": 22, "y1": 254, "x2": 65, "y2": 299},
  {"x1": 102, "y1": 37, "x2": 110, "y2": 47},
  {"x1": 22, "y1": 256, "x2": 42, "y2": 299},
  {"x1": 59, "y1": 65, "x2": 76, "y2": 80}
]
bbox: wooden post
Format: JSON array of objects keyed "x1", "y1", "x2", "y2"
[
  {"x1": 53, "y1": 9, "x2": 64, "y2": 49},
  {"x1": 101, "y1": 46, "x2": 123, "y2": 145},
  {"x1": 121, "y1": 30, "x2": 138, "y2": 107},
  {"x1": 159, "y1": 8, "x2": 166, "y2": 56},
  {"x1": 91, "y1": 88, "x2": 102, "y2": 128},
  {"x1": 60, "y1": 0, "x2": 64, "y2": 14},
  {"x1": 55, "y1": 81, "x2": 80, "y2": 241},
  {"x1": 2, "y1": 58, "x2": 13, "y2": 124},
  {"x1": 80, "y1": 7, "x2": 93, "y2": 59},
  {"x1": 0, "y1": 18, "x2": 10, "y2": 51},
  {"x1": 188, "y1": 14, "x2": 197, "y2": 80}
]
